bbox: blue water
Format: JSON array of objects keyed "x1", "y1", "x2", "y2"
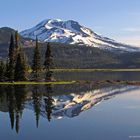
[{"x1": 0, "y1": 84, "x2": 140, "y2": 140}]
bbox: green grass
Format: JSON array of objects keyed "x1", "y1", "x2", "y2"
[
  {"x1": 0, "y1": 81, "x2": 76, "y2": 85},
  {"x1": 1, "y1": 80, "x2": 140, "y2": 86}
]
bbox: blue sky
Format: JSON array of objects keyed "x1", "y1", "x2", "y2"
[{"x1": 0, "y1": 0, "x2": 140, "y2": 46}]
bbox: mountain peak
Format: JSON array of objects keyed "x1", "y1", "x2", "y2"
[
  {"x1": 36, "y1": 19, "x2": 63, "y2": 26},
  {"x1": 20, "y1": 19, "x2": 140, "y2": 52}
]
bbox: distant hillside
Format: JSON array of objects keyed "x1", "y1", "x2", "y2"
[
  {"x1": 24, "y1": 43, "x2": 140, "y2": 68},
  {"x1": 0, "y1": 27, "x2": 140, "y2": 68},
  {"x1": 0, "y1": 27, "x2": 36, "y2": 58},
  {"x1": 0, "y1": 27, "x2": 16, "y2": 44}
]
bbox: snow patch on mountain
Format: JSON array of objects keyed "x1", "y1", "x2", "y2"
[{"x1": 20, "y1": 19, "x2": 140, "y2": 52}]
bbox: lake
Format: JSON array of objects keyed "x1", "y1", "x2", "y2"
[
  {"x1": 0, "y1": 75, "x2": 140, "y2": 140},
  {"x1": 54, "y1": 71, "x2": 140, "y2": 81}
]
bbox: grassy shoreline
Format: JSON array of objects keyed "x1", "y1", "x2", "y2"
[
  {"x1": 0, "y1": 81, "x2": 76, "y2": 85},
  {"x1": 1, "y1": 80, "x2": 140, "y2": 86}
]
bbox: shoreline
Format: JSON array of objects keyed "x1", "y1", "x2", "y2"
[{"x1": 0, "y1": 80, "x2": 140, "y2": 85}]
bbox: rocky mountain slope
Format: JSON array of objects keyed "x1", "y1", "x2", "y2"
[{"x1": 21, "y1": 19, "x2": 139, "y2": 52}]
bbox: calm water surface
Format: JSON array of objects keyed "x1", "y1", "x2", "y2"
[
  {"x1": 0, "y1": 82, "x2": 140, "y2": 140},
  {"x1": 54, "y1": 71, "x2": 140, "y2": 81}
]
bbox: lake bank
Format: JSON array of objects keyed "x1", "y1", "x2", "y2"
[{"x1": 1, "y1": 80, "x2": 140, "y2": 86}]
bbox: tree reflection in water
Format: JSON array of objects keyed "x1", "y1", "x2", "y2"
[
  {"x1": 0, "y1": 85, "x2": 54, "y2": 133},
  {"x1": 5, "y1": 85, "x2": 27, "y2": 133},
  {"x1": 44, "y1": 85, "x2": 54, "y2": 122}
]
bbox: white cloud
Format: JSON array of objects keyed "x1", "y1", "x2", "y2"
[{"x1": 122, "y1": 28, "x2": 140, "y2": 32}]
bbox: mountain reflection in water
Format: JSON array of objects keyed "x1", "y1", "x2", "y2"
[{"x1": 0, "y1": 84, "x2": 139, "y2": 133}]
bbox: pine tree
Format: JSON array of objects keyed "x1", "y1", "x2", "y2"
[
  {"x1": 0, "y1": 60, "x2": 6, "y2": 81},
  {"x1": 5, "y1": 31, "x2": 29, "y2": 82},
  {"x1": 5, "y1": 59, "x2": 10, "y2": 80},
  {"x1": 14, "y1": 31, "x2": 20, "y2": 63},
  {"x1": 14, "y1": 51, "x2": 28, "y2": 81},
  {"x1": 14, "y1": 31, "x2": 28, "y2": 81},
  {"x1": 32, "y1": 37, "x2": 41, "y2": 81},
  {"x1": 44, "y1": 43, "x2": 53, "y2": 81},
  {"x1": 9, "y1": 34, "x2": 15, "y2": 58},
  {"x1": 15, "y1": 31, "x2": 20, "y2": 51},
  {"x1": 7, "y1": 34, "x2": 15, "y2": 81},
  {"x1": 20, "y1": 48, "x2": 29, "y2": 75}
]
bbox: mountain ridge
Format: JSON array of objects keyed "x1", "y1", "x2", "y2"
[
  {"x1": 20, "y1": 19, "x2": 140, "y2": 52},
  {"x1": 1, "y1": 25, "x2": 140, "y2": 68}
]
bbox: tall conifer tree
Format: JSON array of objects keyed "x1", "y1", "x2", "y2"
[
  {"x1": 32, "y1": 37, "x2": 41, "y2": 81},
  {"x1": 44, "y1": 43, "x2": 53, "y2": 81},
  {"x1": 7, "y1": 34, "x2": 15, "y2": 81},
  {"x1": 0, "y1": 60, "x2": 6, "y2": 81},
  {"x1": 14, "y1": 50, "x2": 28, "y2": 81},
  {"x1": 15, "y1": 31, "x2": 19, "y2": 50},
  {"x1": 14, "y1": 31, "x2": 28, "y2": 81}
]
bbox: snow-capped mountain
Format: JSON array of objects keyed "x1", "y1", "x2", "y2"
[{"x1": 20, "y1": 19, "x2": 139, "y2": 52}]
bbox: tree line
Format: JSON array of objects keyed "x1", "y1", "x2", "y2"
[{"x1": 0, "y1": 32, "x2": 53, "y2": 82}]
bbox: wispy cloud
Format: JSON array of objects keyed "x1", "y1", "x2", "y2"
[{"x1": 122, "y1": 28, "x2": 140, "y2": 32}]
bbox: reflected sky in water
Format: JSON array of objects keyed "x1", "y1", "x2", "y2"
[{"x1": 0, "y1": 84, "x2": 140, "y2": 140}]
